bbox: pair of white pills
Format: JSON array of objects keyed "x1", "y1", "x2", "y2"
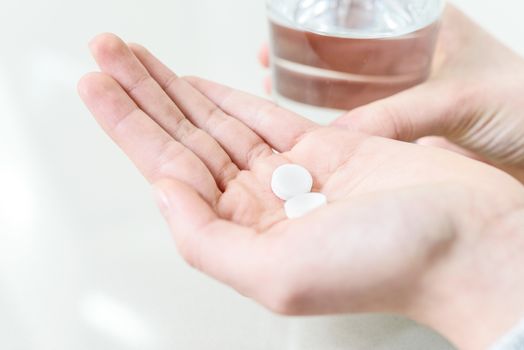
[{"x1": 271, "y1": 164, "x2": 327, "y2": 219}]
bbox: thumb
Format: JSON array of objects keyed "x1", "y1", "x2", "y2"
[
  {"x1": 152, "y1": 179, "x2": 262, "y2": 295},
  {"x1": 153, "y1": 178, "x2": 218, "y2": 238},
  {"x1": 332, "y1": 81, "x2": 464, "y2": 141}
]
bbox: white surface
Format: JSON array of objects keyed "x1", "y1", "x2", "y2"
[
  {"x1": 0, "y1": 0, "x2": 523, "y2": 349},
  {"x1": 490, "y1": 318, "x2": 524, "y2": 350},
  {"x1": 271, "y1": 164, "x2": 313, "y2": 200},
  {"x1": 284, "y1": 192, "x2": 327, "y2": 219}
]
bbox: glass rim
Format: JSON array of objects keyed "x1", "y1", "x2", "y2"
[{"x1": 266, "y1": 0, "x2": 446, "y2": 39}]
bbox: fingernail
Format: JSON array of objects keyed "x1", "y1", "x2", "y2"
[{"x1": 153, "y1": 185, "x2": 170, "y2": 218}]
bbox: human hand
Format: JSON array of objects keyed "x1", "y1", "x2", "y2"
[
  {"x1": 79, "y1": 34, "x2": 524, "y2": 350},
  {"x1": 259, "y1": 6, "x2": 524, "y2": 182},
  {"x1": 334, "y1": 5, "x2": 524, "y2": 182}
]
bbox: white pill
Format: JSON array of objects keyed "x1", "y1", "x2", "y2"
[
  {"x1": 271, "y1": 164, "x2": 313, "y2": 200},
  {"x1": 284, "y1": 192, "x2": 327, "y2": 219}
]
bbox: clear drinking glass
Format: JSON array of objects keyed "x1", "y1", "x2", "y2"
[{"x1": 267, "y1": 0, "x2": 445, "y2": 124}]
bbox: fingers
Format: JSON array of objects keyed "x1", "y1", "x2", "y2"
[
  {"x1": 88, "y1": 33, "x2": 239, "y2": 190},
  {"x1": 184, "y1": 76, "x2": 317, "y2": 152},
  {"x1": 129, "y1": 43, "x2": 274, "y2": 170},
  {"x1": 154, "y1": 178, "x2": 267, "y2": 297},
  {"x1": 258, "y1": 43, "x2": 272, "y2": 94},
  {"x1": 332, "y1": 81, "x2": 465, "y2": 142},
  {"x1": 78, "y1": 72, "x2": 221, "y2": 204},
  {"x1": 258, "y1": 43, "x2": 270, "y2": 68}
]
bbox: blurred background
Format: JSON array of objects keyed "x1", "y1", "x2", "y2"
[{"x1": 1, "y1": 0, "x2": 523, "y2": 349}]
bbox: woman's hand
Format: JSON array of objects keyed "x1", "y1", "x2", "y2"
[
  {"x1": 336, "y1": 5, "x2": 524, "y2": 182},
  {"x1": 260, "y1": 6, "x2": 524, "y2": 182},
  {"x1": 79, "y1": 34, "x2": 524, "y2": 350}
]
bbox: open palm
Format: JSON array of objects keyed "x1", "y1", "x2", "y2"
[{"x1": 79, "y1": 34, "x2": 524, "y2": 325}]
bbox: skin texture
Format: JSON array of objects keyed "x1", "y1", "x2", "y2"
[
  {"x1": 79, "y1": 34, "x2": 524, "y2": 350},
  {"x1": 260, "y1": 5, "x2": 524, "y2": 182}
]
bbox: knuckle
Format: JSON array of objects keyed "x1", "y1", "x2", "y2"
[
  {"x1": 246, "y1": 141, "x2": 271, "y2": 168},
  {"x1": 376, "y1": 102, "x2": 405, "y2": 139},
  {"x1": 264, "y1": 279, "x2": 306, "y2": 316},
  {"x1": 151, "y1": 140, "x2": 186, "y2": 179},
  {"x1": 128, "y1": 74, "x2": 151, "y2": 95},
  {"x1": 176, "y1": 233, "x2": 202, "y2": 270},
  {"x1": 259, "y1": 264, "x2": 309, "y2": 316},
  {"x1": 163, "y1": 73, "x2": 179, "y2": 91},
  {"x1": 215, "y1": 161, "x2": 238, "y2": 190}
]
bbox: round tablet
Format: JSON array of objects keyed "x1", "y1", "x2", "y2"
[
  {"x1": 284, "y1": 192, "x2": 327, "y2": 219},
  {"x1": 271, "y1": 164, "x2": 313, "y2": 200}
]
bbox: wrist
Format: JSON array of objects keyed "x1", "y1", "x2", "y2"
[
  {"x1": 410, "y1": 206, "x2": 524, "y2": 349},
  {"x1": 419, "y1": 208, "x2": 524, "y2": 350}
]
